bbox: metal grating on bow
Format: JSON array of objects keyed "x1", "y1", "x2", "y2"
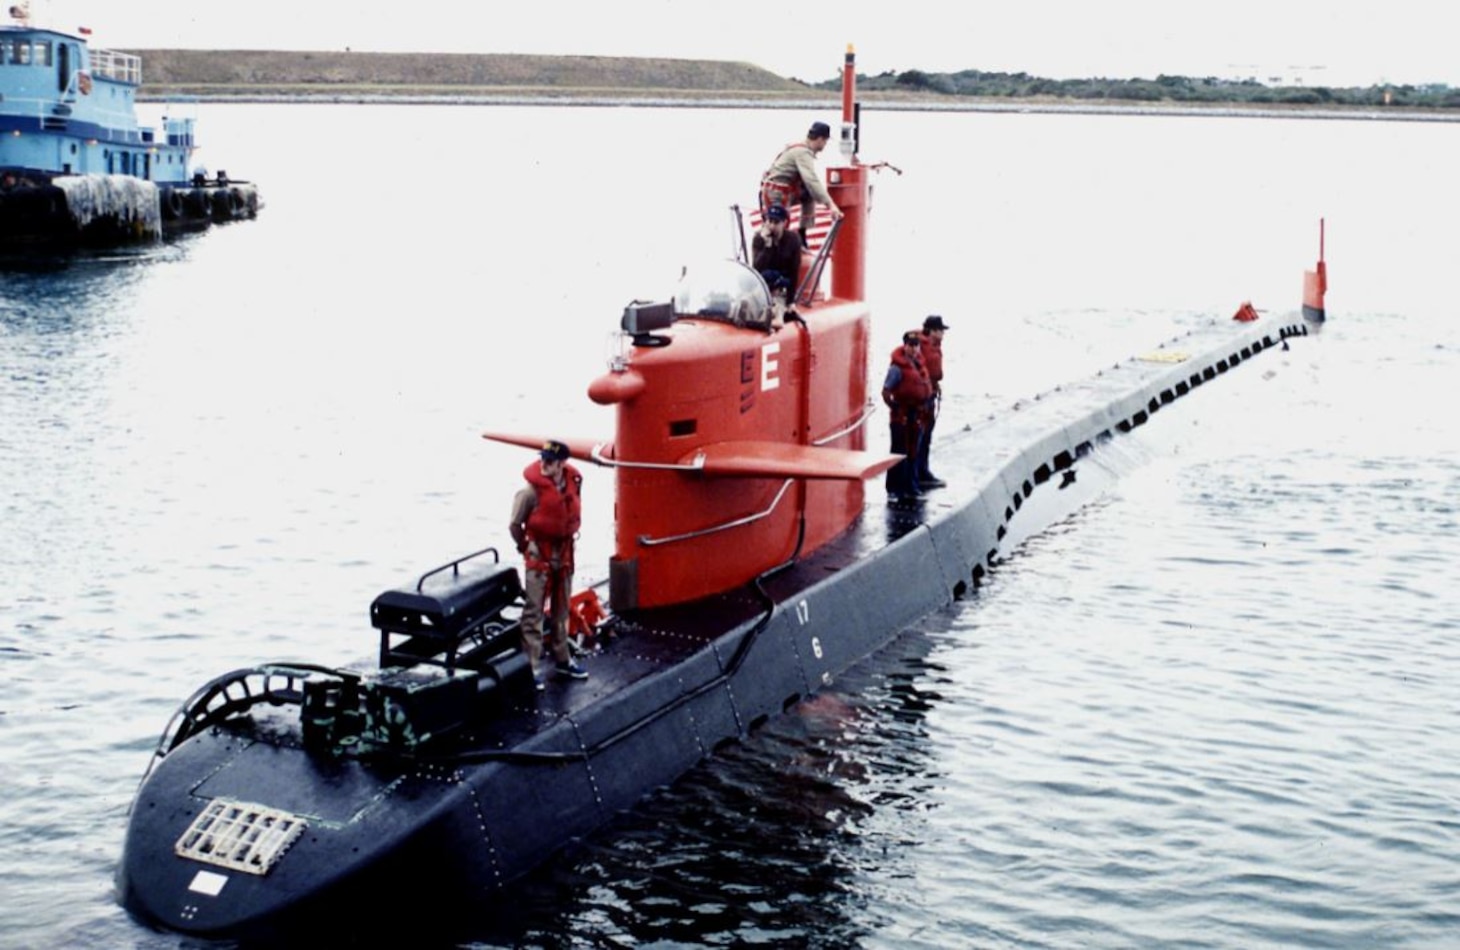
[{"x1": 175, "y1": 799, "x2": 307, "y2": 876}]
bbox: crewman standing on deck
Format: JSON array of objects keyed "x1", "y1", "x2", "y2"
[
  {"x1": 760, "y1": 121, "x2": 845, "y2": 248},
  {"x1": 917, "y1": 315, "x2": 950, "y2": 489},
  {"x1": 509, "y1": 440, "x2": 589, "y2": 689},
  {"x1": 882, "y1": 330, "x2": 933, "y2": 504}
]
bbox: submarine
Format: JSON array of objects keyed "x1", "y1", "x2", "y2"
[{"x1": 117, "y1": 48, "x2": 1325, "y2": 942}]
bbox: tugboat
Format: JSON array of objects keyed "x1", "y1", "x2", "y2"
[
  {"x1": 0, "y1": 5, "x2": 258, "y2": 255},
  {"x1": 117, "y1": 48, "x2": 1322, "y2": 942}
]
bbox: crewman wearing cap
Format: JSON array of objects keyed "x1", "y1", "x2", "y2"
[
  {"x1": 759, "y1": 120, "x2": 845, "y2": 248},
  {"x1": 508, "y1": 439, "x2": 589, "y2": 687},
  {"x1": 881, "y1": 330, "x2": 934, "y2": 503},
  {"x1": 917, "y1": 315, "x2": 950, "y2": 488},
  {"x1": 751, "y1": 203, "x2": 804, "y2": 300}
]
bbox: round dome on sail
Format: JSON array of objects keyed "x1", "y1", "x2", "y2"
[{"x1": 671, "y1": 259, "x2": 773, "y2": 329}]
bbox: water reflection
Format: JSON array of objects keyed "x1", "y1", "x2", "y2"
[
  {"x1": 449, "y1": 632, "x2": 951, "y2": 949},
  {"x1": 0, "y1": 256, "x2": 157, "y2": 345},
  {"x1": 0, "y1": 242, "x2": 182, "y2": 280}
]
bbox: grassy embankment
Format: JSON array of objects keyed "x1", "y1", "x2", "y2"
[{"x1": 127, "y1": 50, "x2": 822, "y2": 102}]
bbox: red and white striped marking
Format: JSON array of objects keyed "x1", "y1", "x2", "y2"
[{"x1": 748, "y1": 203, "x2": 836, "y2": 252}]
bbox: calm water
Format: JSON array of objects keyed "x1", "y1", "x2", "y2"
[{"x1": 3, "y1": 104, "x2": 1459, "y2": 949}]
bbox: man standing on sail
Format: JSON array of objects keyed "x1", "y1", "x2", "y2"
[{"x1": 760, "y1": 121, "x2": 844, "y2": 247}]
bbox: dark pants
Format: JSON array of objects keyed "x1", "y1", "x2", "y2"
[
  {"x1": 886, "y1": 418, "x2": 925, "y2": 496},
  {"x1": 916, "y1": 396, "x2": 938, "y2": 479},
  {"x1": 759, "y1": 268, "x2": 792, "y2": 294}
]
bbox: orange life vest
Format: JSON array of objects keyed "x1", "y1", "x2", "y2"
[
  {"x1": 886, "y1": 346, "x2": 932, "y2": 408},
  {"x1": 522, "y1": 461, "x2": 582, "y2": 572},
  {"x1": 919, "y1": 333, "x2": 944, "y2": 383}
]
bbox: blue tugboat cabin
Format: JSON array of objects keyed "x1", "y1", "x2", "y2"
[{"x1": 0, "y1": 10, "x2": 259, "y2": 254}]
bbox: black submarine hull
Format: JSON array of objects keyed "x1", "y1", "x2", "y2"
[{"x1": 119, "y1": 312, "x2": 1310, "y2": 942}]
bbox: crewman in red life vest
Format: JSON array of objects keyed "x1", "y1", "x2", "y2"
[
  {"x1": 881, "y1": 330, "x2": 933, "y2": 504},
  {"x1": 508, "y1": 439, "x2": 589, "y2": 689},
  {"x1": 760, "y1": 121, "x2": 845, "y2": 248},
  {"x1": 917, "y1": 315, "x2": 950, "y2": 489}
]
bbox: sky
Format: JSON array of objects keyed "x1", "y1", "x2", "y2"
[{"x1": 19, "y1": 0, "x2": 1460, "y2": 88}]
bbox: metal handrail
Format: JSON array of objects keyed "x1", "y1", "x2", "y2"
[
  {"x1": 794, "y1": 217, "x2": 842, "y2": 306},
  {"x1": 590, "y1": 443, "x2": 706, "y2": 472},
  {"x1": 89, "y1": 48, "x2": 142, "y2": 85},
  {"x1": 638, "y1": 479, "x2": 795, "y2": 546},
  {"x1": 412, "y1": 546, "x2": 501, "y2": 592},
  {"x1": 813, "y1": 402, "x2": 877, "y2": 446},
  {"x1": 0, "y1": 92, "x2": 150, "y2": 143},
  {"x1": 143, "y1": 663, "x2": 346, "y2": 771},
  {"x1": 0, "y1": 95, "x2": 65, "y2": 122}
]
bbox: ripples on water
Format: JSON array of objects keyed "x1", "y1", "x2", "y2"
[{"x1": 4, "y1": 107, "x2": 1460, "y2": 948}]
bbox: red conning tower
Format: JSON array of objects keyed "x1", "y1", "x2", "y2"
[{"x1": 486, "y1": 46, "x2": 896, "y2": 610}]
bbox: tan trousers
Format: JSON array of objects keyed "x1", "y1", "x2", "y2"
[{"x1": 521, "y1": 562, "x2": 572, "y2": 674}]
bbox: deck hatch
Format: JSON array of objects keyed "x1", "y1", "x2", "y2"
[{"x1": 175, "y1": 799, "x2": 307, "y2": 876}]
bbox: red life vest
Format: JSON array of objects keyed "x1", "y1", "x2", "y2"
[
  {"x1": 760, "y1": 141, "x2": 811, "y2": 210},
  {"x1": 886, "y1": 345, "x2": 932, "y2": 407},
  {"x1": 522, "y1": 462, "x2": 582, "y2": 573},
  {"x1": 919, "y1": 332, "x2": 944, "y2": 383}
]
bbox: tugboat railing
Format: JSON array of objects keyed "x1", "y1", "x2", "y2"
[
  {"x1": 88, "y1": 47, "x2": 141, "y2": 85},
  {"x1": 1, "y1": 93, "x2": 147, "y2": 140},
  {"x1": 0, "y1": 95, "x2": 67, "y2": 121}
]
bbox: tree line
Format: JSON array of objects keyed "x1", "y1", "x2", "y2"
[{"x1": 814, "y1": 69, "x2": 1460, "y2": 110}]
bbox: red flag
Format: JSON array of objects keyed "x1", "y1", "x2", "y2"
[{"x1": 78, "y1": 26, "x2": 93, "y2": 34}]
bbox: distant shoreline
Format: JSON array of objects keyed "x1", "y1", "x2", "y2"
[
  {"x1": 124, "y1": 50, "x2": 1458, "y2": 123},
  {"x1": 136, "y1": 90, "x2": 1460, "y2": 123}
]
